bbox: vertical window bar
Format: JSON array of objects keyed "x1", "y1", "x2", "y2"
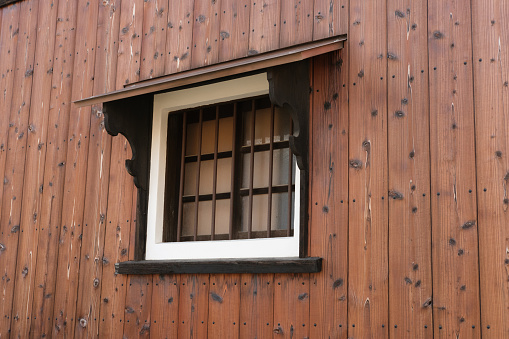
[
  {"x1": 194, "y1": 109, "x2": 203, "y2": 241},
  {"x1": 248, "y1": 99, "x2": 256, "y2": 239},
  {"x1": 176, "y1": 112, "x2": 187, "y2": 242},
  {"x1": 229, "y1": 103, "x2": 237, "y2": 240},
  {"x1": 267, "y1": 105, "x2": 275, "y2": 238},
  {"x1": 287, "y1": 119, "x2": 293, "y2": 236},
  {"x1": 211, "y1": 106, "x2": 220, "y2": 240}
]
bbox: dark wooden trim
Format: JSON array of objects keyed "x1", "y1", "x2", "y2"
[
  {"x1": 0, "y1": 0, "x2": 19, "y2": 8},
  {"x1": 74, "y1": 36, "x2": 345, "y2": 107},
  {"x1": 116, "y1": 257, "x2": 322, "y2": 275},
  {"x1": 267, "y1": 61, "x2": 310, "y2": 257}
]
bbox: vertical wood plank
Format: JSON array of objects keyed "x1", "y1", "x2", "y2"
[
  {"x1": 347, "y1": 0, "x2": 389, "y2": 336},
  {"x1": 248, "y1": 0, "x2": 280, "y2": 55},
  {"x1": 0, "y1": 2, "x2": 21, "y2": 336},
  {"x1": 273, "y1": 274, "x2": 310, "y2": 339},
  {"x1": 472, "y1": 0, "x2": 509, "y2": 337},
  {"x1": 313, "y1": 0, "x2": 347, "y2": 40},
  {"x1": 140, "y1": 0, "x2": 169, "y2": 80},
  {"x1": 123, "y1": 274, "x2": 153, "y2": 338},
  {"x1": 165, "y1": 0, "x2": 194, "y2": 74},
  {"x1": 279, "y1": 0, "x2": 313, "y2": 48},
  {"x1": 51, "y1": 0, "x2": 99, "y2": 336},
  {"x1": 0, "y1": 0, "x2": 39, "y2": 334},
  {"x1": 386, "y1": 0, "x2": 433, "y2": 336},
  {"x1": 29, "y1": 0, "x2": 78, "y2": 336},
  {"x1": 308, "y1": 50, "x2": 348, "y2": 338},
  {"x1": 9, "y1": 0, "x2": 59, "y2": 336},
  {"x1": 428, "y1": 0, "x2": 481, "y2": 337},
  {"x1": 218, "y1": 0, "x2": 250, "y2": 62},
  {"x1": 98, "y1": 137, "x2": 133, "y2": 339},
  {"x1": 239, "y1": 274, "x2": 274, "y2": 338},
  {"x1": 150, "y1": 274, "x2": 180, "y2": 339},
  {"x1": 191, "y1": 0, "x2": 221, "y2": 68},
  {"x1": 117, "y1": 0, "x2": 144, "y2": 86},
  {"x1": 208, "y1": 274, "x2": 240, "y2": 338},
  {"x1": 178, "y1": 274, "x2": 210, "y2": 338}
]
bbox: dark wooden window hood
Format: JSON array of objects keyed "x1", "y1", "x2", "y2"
[{"x1": 74, "y1": 36, "x2": 345, "y2": 107}]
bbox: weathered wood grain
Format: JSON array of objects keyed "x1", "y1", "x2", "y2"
[
  {"x1": 208, "y1": 274, "x2": 241, "y2": 338},
  {"x1": 313, "y1": 0, "x2": 347, "y2": 40},
  {"x1": 218, "y1": 0, "x2": 250, "y2": 62},
  {"x1": 191, "y1": 0, "x2": 221, "y2": 68},
  {"x1": 9, "y1": 0, "x2": 58, "y2": 336},
  {"x1": 51, "y1": 0, "x2": 99, "y2": 336},
  {"x1": 178, "y1": 274, "x2": 210, "y2": 338},
  {"x1": 248, "y1": 0, "x2": 280, "y2": 55},
  {"x1": 150, "y1": 274, "x2": 179, "y2": 338},
  {"x1": 347, "y1": 0, "x2": 389, "y2": 337},
  {"x1": 428, "y1": 0, "x2": 481, "y2": 337},
  {"x1": 273, "y1": 273, "x2": 310, "y2": 338},
  {"x1": 308, "y1": 50, "x2": 348, "y2": 338},
  {"x1": 386, "y1": 0, "x2": 433, "y2": 337},
  {"x1": 472, "y1": 0, "x2": 509, "y2": 337},
  {"x1": 0, "y1": 0, "x2": 39, "y2": 335},
  {"x1": 279, "y1": 0, "x2": 312, "y2": 48},
  {"x1": 29, "y1": 0, "x2": 78, "y2": 336},
  {"x1": 239, "y1": 274, "x2": 274, "y2": 338},
  {"x1": 165, "y1": 0, "x2": 194, "y2": 74},
  {"x1": 0, "y1": 2, "x2": 21, "y2": 336},
  {"x1": 140, "y1": 0, "x2": 169, "y2": 80}
]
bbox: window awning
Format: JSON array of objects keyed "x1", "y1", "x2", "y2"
[{"x1": 74, "y1": 35, "x2": 346, "y2": 107}]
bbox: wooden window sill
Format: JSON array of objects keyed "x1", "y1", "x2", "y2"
[{"x1": 115, "y1": 257, "x2": 322, "y2": 275}]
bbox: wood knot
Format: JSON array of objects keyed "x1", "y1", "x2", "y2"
[
  {"x1": 461, "y1": 220, "x2": 476, "y2": 230},
  {"x1": 433, "y1": 31, "x2": 444, "y2": 39},
  {"x1": 333, "y1": 279, "x2": 343, "y2": 288},
  {"x1": 387, "y1": 52, "x2": 397, "y2": 60},
  {"x1": 422, "y1": 297, "x2": 432, "y2": 308},
  {"x1": 248, "y1": 49, "x2": 259, "y2": 56},
  {"x1": 197, "y1": 15, "x2": 206, "y2": 23},
  {"x1": 25, "y1": 68, "x2": 34, "y2": 77},
  {"x1": 298, "y1": 293, "x2": 308, "y2": 300},
  {"x1": 210, "y1": 292, "x2": 223, "y2": 303},
  {"x1": 21, "y1": 267, "x2": 28, "y2": 278},
  {"x1": 358, "y1": 70, "x2": 364, "y2": 78},
  {"x1": 395, "y1": 10, "x2": 405, "y2": 18},
  {"x1": 125, "y1": 306, "x2": 135, "y2": 314},
  {"x1": 0, "y1": 243, "x2": 5, "y2": 251},
  {"x1": 324, "y1": 101, "x2": 331, "y2": 110},
  {"x1": 449, "y1": 238, "x2": 456, "y2": 246},
  {"x1": 79, "y1": 318, "x2": 87, "y2": 328},
  {"x1": 220, "y1": 31, "x2": 230, "y2": 39},
  {"x1": 388, "y1": 190, "x2": 403, "y2": 200},
  {"x1": 349, "y1": 159, "x2": 363, "y2": 169},
  {"x1": 395, "y1": 110, "x2": 405, "y2": 118},
  {"x1": 140, "y1": 323, "x2": 150, "y2": 335},
  {"x1": 404, "y1": 277, "x2": 412, "y2": 284},
  {"x1": 273, "y1": 326, "x2": 283, "y2": 334},
  {"x1": 93, "y1": 278, "x2": 100, "y2": 287}
]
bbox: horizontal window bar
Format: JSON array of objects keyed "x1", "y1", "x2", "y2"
[
  {"x1": 240, "y1": 184, "x2": 295, "y2": 196},
  {"x1": 184, "y1": 150, "x2": 232, "y2": 163},
  {"x1": 240, "y1": 140, "x2": 289, "y2": 153},
  {"x1": 182, "y1": 192, "x2": 231, "y2": 203}
]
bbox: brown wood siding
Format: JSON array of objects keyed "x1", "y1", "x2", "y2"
[{"x1": 0, "y1": 0, "x2": 508, "y2": 338}]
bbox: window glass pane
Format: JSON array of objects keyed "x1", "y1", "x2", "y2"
[
  {"x1": 254, "y1": 107, "x2": 271, "y2": 145},
  {"x1": 242, "y1": 107, "x2": 253, "y2": 146},
  {"x1": 182, "y1": 201, "x2": 213, "y2": 237},
  {"x1": 216, "y1": 158, "x2": 231, "y2": 193},
  {"x1": 201, "y1": 119, "x2": 216, "y2": 154},
  {"x1": 241, "y1": 195, "x2": 268, "y2": 233},
  {"x1": 186, "y1": 122, "x2": 199, "y2": 156},
  {"x1": 273, "y1": 106, "x2": 291, "y2": 142},
  {"x1": 184, "y1": 162, "x2": 197, "y2": 196},
  {"x1": 218, "y1": 117, "x2": 233, "y2": 152},
  {"x1": 214, "y1": 199, "x2": 230, "y2": 235},
  {"x1": 271, "y1": 193, "x2": 289, "y2": 231},
  {"x1": 272, "y1": 148, "x2": 289, "y2": 186}
]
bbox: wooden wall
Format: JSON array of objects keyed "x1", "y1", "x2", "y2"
[{"x1": 0, "y1": 0, "x2": 507, "y2": 338}]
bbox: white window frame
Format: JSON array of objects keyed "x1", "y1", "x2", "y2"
[{"x1": 146, "y1": 73, "x2": 300, "y2": 260}]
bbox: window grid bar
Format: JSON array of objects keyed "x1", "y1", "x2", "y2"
[
  {"x1": 176, "y1": 112, "x2": 188, "y2": 242},
  {"x1": 287, "y1": 119, "x2": 293, "y2": 237},
  {"x1": 267, "y1": 105, "x2": 275, "y2": 238},
  {"x1": 211, "y1": 106, "x2": 220, "y2": 240},
  {"x1": 193, "y1": 109, "x2": 204, "y2": 241},
  {"x1": 248, "y1": 99, "x2": 256, "y2": 239},
  {"x1": 228, "y1": 103, "x2": 237, "y2": 240}
]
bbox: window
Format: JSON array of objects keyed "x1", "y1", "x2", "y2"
[{"x1": 146, "y1": 73, "x2": 301, "y2": 260}]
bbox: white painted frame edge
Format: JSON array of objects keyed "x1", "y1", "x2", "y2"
[{"x1": 146, "y1": 73, "x2": 300, "y2": 260}]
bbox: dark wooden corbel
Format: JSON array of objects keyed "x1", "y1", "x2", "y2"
[
  {"x1": 103, "y1": 93, "x2": 153, "y2": 260},
  {"x1": 267, "y1": 60, "x2": 310, "y2": 257},
  {"x1": 267, "y1": 60, "x2": 309, "y2": 172}
]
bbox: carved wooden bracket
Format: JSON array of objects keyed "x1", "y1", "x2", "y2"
[
  {"x1": 103, "y1": 94, "x2": 153, "y2": 191},
  {"x1": 267, "y1": 60, "x2": 310, "y2": 173},
  {"x1": 103, "y1": 94, "x2": 153, "y2": 260}
]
